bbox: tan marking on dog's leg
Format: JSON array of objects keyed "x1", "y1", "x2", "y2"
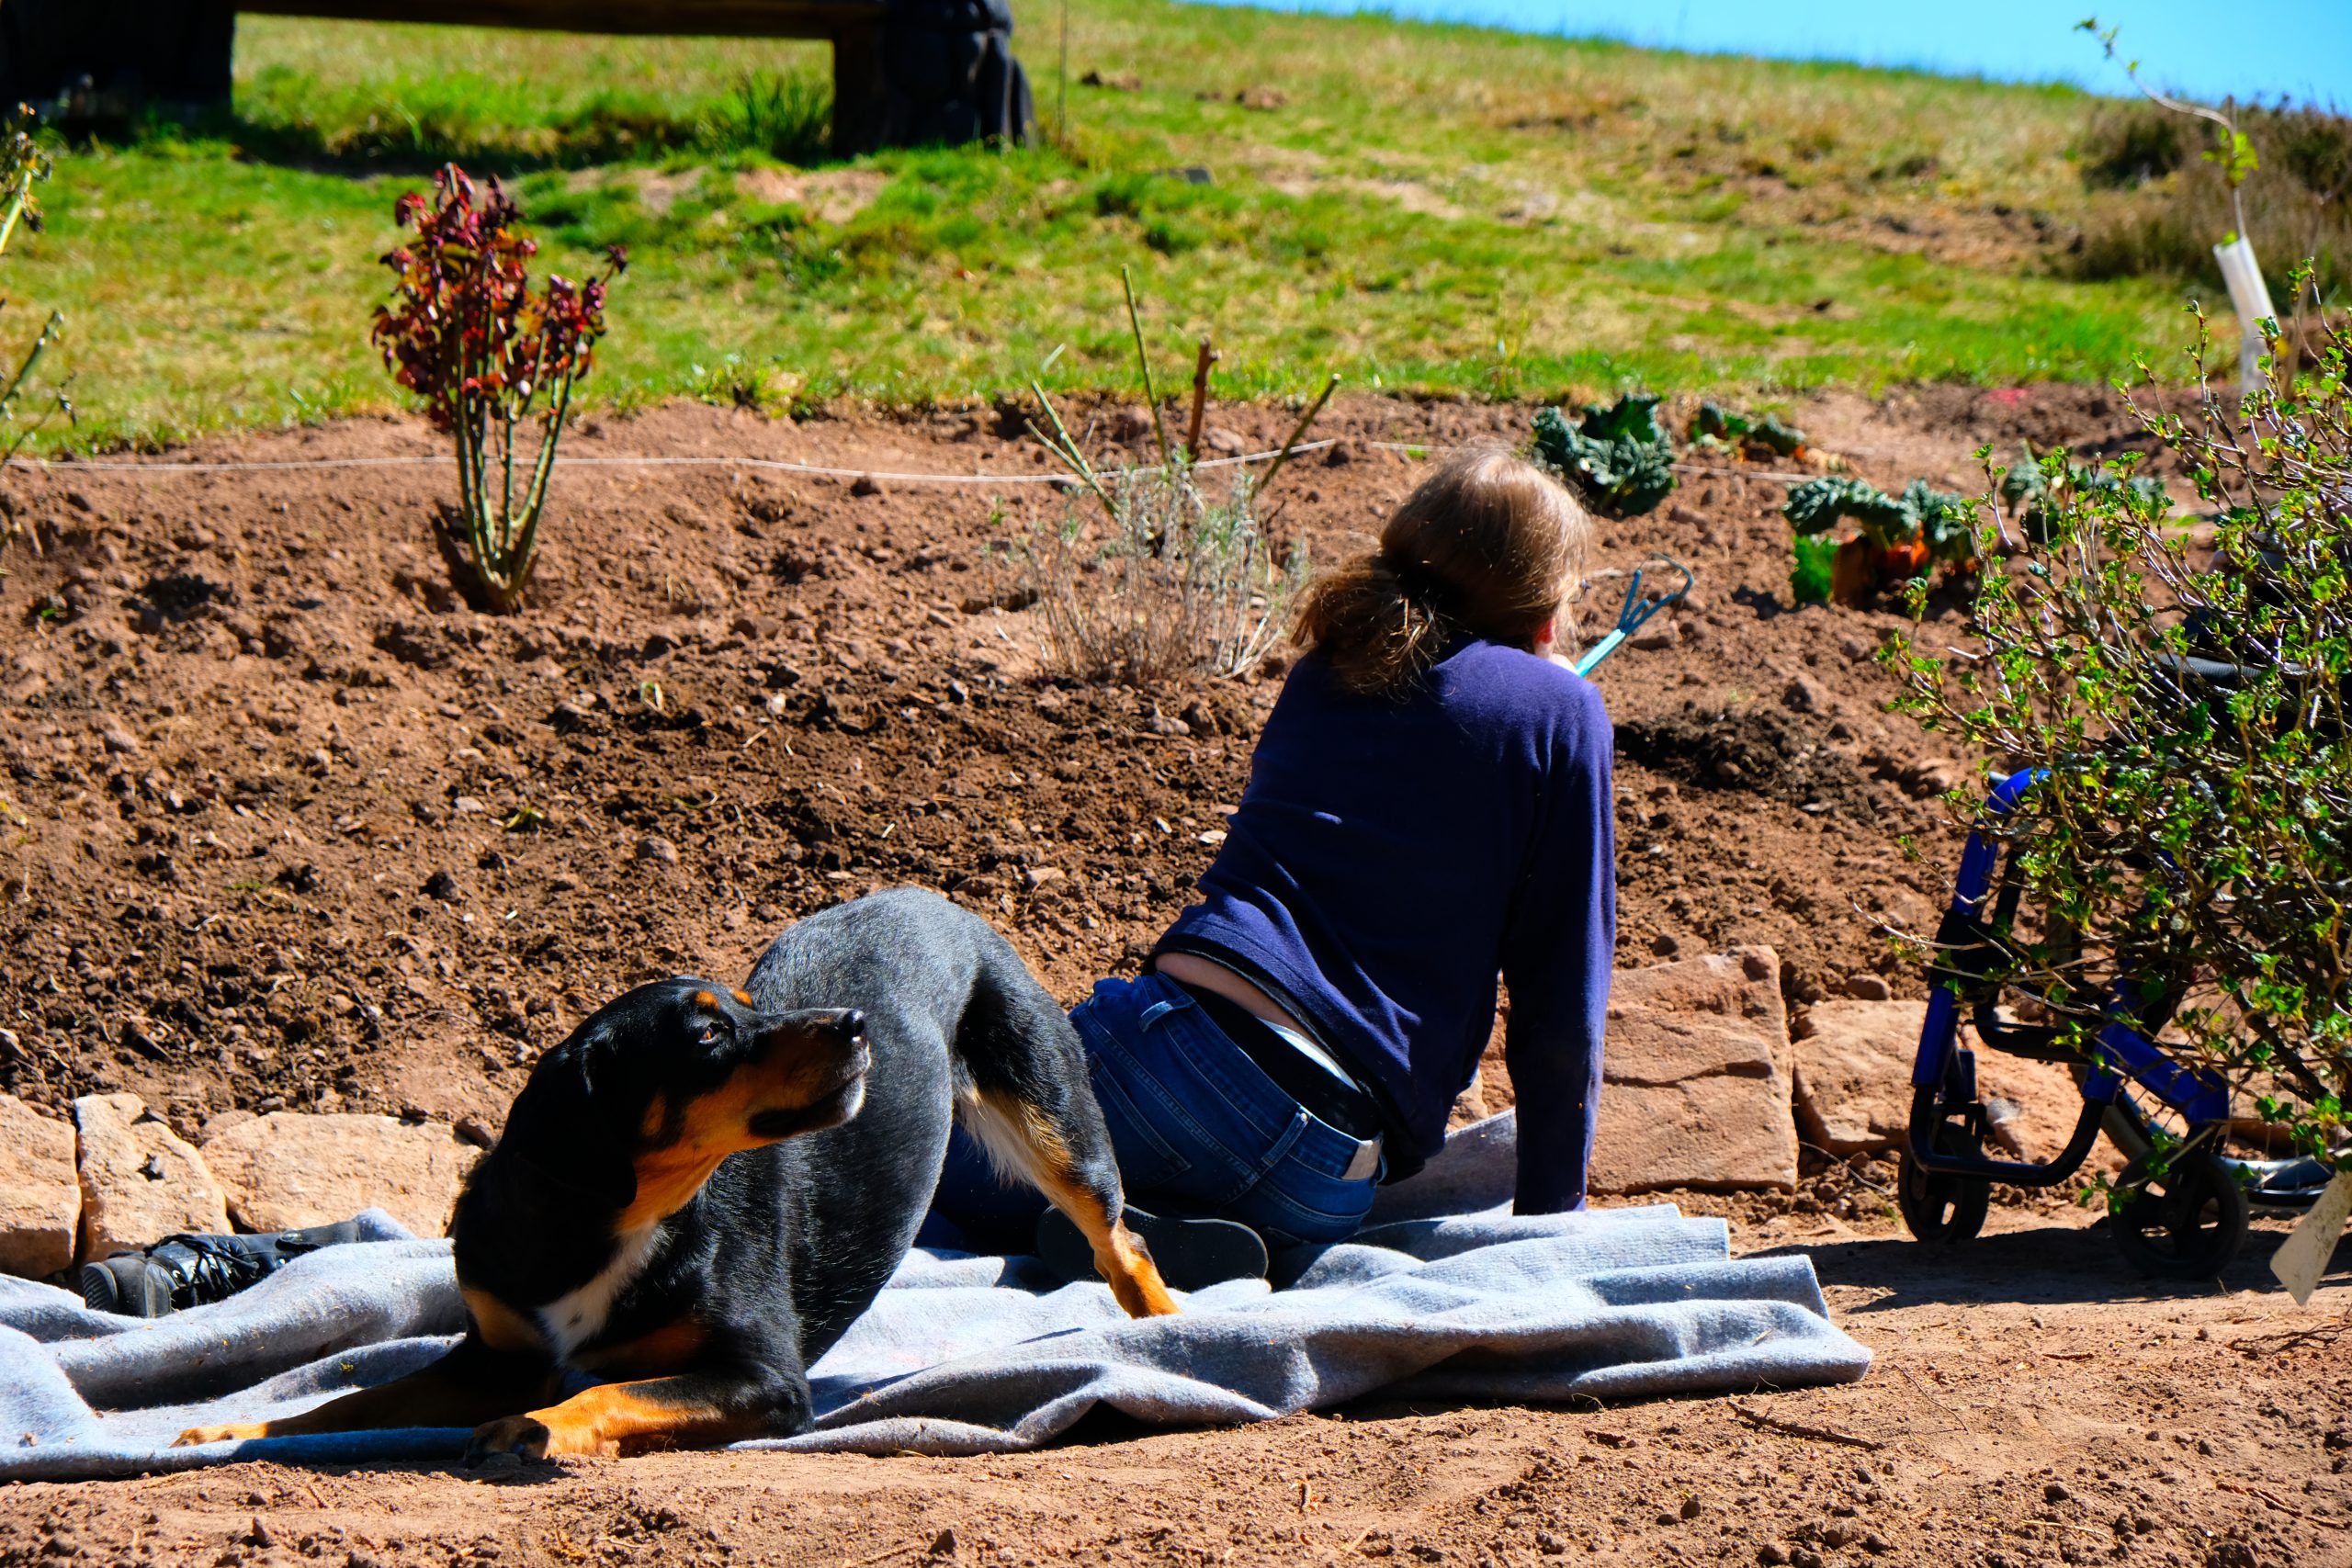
[
  {"x1": 469, "y1": 1378, "x2": 761, "y2": 1460},
  {"x1": 965, "y1": 1090, "x2": 1181, "y2": 1318}
]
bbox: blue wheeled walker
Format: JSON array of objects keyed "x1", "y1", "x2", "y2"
[{"x1": 1901, "y1": 767, "x2": 2335, "y2": 1278}]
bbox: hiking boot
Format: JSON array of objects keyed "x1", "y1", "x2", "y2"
[
  {"x1": 76, "y1": 1220, "x2": 368, "y2": 1317},
  {"x1": 1035, "y1": 1203, "x2": 1268, "y2": 1293}
]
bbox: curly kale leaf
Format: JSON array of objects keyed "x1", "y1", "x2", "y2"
[{"x1": 1531, "y1": 394, "x2": 1677, "y2": 517}]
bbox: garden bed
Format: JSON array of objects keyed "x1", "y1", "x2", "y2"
[{"x1": 0, "y1": 389, "x2": 2341, "y2": 1563}]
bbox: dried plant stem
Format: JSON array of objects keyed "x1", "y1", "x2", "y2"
[
  {"x1": 1258, "y1": 372, "x2": 1340, "y2": 500},
  {"x1": 1121, "y1": 266, "x2": 1174, "y2": 470}
]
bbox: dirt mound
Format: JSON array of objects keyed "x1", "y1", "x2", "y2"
[{"x1": 1616, "y1": 698, "x2": 1886, "y2": 813}]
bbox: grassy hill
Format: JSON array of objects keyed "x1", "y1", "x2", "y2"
[{"x1": 10, "y1": 0, "x2": 2225, "y2": 449}]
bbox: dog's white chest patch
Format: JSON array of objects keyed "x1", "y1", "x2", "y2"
[{"x1": 537, "y1": 1222, "x2": 664, "y2": 1360}]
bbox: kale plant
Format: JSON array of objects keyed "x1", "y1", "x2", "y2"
[{"x1": 1532, "y1": 394, "x2": 1676, "y2": 518}]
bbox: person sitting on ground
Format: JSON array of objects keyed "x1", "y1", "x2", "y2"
[{"x1": 924, "y1": 445, "x2": 1617, "y2": 1281}]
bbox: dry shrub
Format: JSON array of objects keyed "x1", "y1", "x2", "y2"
[
  {"x1": 1023, "y1": 460, "x2": 1306, "y2": 687},
  {"x1": 2069, "y1": 99, "x2": 2352, "y2": 296}
]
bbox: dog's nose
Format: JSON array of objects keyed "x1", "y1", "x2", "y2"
[{"x1": 836, "y1": 1009, "x2": 866, "y2": 1039}]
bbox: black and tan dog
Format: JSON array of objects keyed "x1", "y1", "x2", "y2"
[{"x1": 176, "y1": 888, "x2": 1177, "y2": 1460}]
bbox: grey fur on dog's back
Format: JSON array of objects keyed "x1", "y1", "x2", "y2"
[{"x1": 741, "y1": 888, "x2": 1106, "y2": 1356}]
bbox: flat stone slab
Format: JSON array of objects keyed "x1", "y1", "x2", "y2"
[
  {"x1": 74, "y1": 1094, "x2": 230, "y2": 1263},
  {"x1": 1795, "y1": 998, "x2": 2101, "y2": 1165},
  {"x1": 204, "y1": 1112, "x2": 483, "y2": 1240},
  {"x1": 1591, "y1": 947, "x2": 1797, "y2": 1195},
  {"x1": 0, "y1": 1094, "x2": 79, "y2": 1278}
]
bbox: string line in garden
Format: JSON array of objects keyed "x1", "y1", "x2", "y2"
[
  {"x1": 1355, "y1": 440, "x2": 1813, "y2": 486},
  {"x1": 36, "y1": 440, "x2": 1817, "y2": 490},
  {"x1": 31, "y1": 440, "x2": 1349, "y2": 485}
]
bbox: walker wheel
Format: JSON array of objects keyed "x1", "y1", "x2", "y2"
[
  {"x1": 1898, "y1": 1122, "x2": 1993, "y2": 1244},
  {"x1": 2112, "y1": 1151, "x2": 2250, "y2": 1280}
]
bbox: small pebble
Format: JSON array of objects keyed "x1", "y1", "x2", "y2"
[
  {"x1": 2044, "y1": 1481, "x2": 2071, "y2": 1503},
  {"x1": 636, "y1": 835, "x2": 680, "y2": 865}
]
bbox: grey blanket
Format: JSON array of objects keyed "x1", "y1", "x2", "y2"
[{"x1": 0, "y1": 1114, "x2": 1869, "y2": 1478}]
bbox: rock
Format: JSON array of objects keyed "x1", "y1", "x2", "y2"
[
  {"x1": 74, "y1": 1094, "x2": 230, "y2": 1261},
  {"x1": 636, "y1": 834, "x2": 680, "y2": 865},
  {"x1": 204, "y1": 1112, "x2": 484, "y2": 1239},
  {"x1": 1591, "y1": 947, "x2": 1797, "y2": 1194},
  {"x1": 1629, "y1": 622, "x2": 1677, "y2": 651},
  {"x1": 1650, "y1": 933, "x2": 1681, "y2": 957},
  {"x1": 1782, "y1": 674, "x2": 1828, "y2": 714},
  {"x1": 1794, "y1": 999, "x2": 2109, "y2": 1163},
  {"x1": 0, "y1": 1094, "x2": 79, "y2": 1277},
  {"x1": 1021, "y1": 866, "x2": 1067, "y2": 891},
  {"x1": 99, "y1": 723, "x2": 140, "y2": 755},
  {"x1": 422, "y1": 869, "x2": 460, "y2": 902},
  {"x1": 850, "y1": 474, "x2": 883, "y2": 498},
  {"x1": 1844, "y1": 973, "x2": 1892, "y2": 1001}
]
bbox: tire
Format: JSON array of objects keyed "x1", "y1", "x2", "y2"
[
  {"x1": 2113, "y1": 1151, "x2": 2250, "y2": 1280},
  {"x1": 1898, "y1": 1122, "x2": 1993, "y2": 1244}
]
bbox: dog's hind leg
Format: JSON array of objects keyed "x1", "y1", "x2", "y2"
[
  {"x1": 954, "y1": 964, "x2": 1180, "y2": 1319},
  {"x1": 961, "y1": 1085, "x2": 1180, "y2": 1318}
]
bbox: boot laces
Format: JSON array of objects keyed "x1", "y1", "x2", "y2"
[{"x1": 155, "y1": 1234, "x2": 275, "y2": 1309}]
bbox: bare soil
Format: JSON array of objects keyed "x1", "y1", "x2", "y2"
[{"x1": 0, "y1": 389, "x2": 2344, "y2": 1565}]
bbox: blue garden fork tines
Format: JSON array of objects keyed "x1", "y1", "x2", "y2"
[
  {"x1": 1900, "y1": 769, "x2": 2333, "y2": 1280},
  {"x1": 1574, "y1": 556, "x2": 1694, "y2": 677}
]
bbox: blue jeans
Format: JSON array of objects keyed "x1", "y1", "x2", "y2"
[{"x1": 923, "y1": 972, "x2": 1382, "y2": 1252}]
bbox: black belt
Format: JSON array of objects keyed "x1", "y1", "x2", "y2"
[{"x1": 1173, "y1": 981, "x2": 1385, "y2": 1142}]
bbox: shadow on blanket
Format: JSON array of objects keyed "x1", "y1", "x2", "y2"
[{"x1": 0, "y1": 1112, "x2": 1869, "y2": 1478}]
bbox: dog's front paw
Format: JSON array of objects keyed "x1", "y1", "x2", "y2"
[
  {"x1": 468, "y1": 1412, "x2": 616, "y2": 1461},
  {"x1": 173, "y1": 1422, "x2": 270, "y2": 1448}
]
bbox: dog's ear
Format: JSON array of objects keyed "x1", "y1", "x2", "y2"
[{"x1": 569, "y1": 1021, "x2": 618, "y2": 1098}]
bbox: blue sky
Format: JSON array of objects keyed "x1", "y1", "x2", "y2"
[{"x1": 1178, "y1": 1, "x2": 2352, "y2": 106}]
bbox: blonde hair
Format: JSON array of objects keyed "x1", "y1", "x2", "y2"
[{"x1": 1292, "y1": 446, "x2": 1590, "y2": 696}]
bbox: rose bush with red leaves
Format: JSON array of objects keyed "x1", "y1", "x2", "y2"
[{"x1": 372, "y1": 164, "x2": 624, "y2": 613}]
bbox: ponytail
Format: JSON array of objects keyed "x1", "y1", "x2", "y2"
[{"x1": 1293, "y1": 446, "x2": 1590, "y2": 697}]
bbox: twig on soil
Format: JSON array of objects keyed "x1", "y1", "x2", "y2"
[
  {"x1": 2226, "y1": 1311, "x2": 2349, "y2": 1359},
  {"x1": 1728, "y1": 1402, "x2": 1883, "y2": 1450},
  {"x1": 2216, "y1": 1478, "x2": 2352, "y2": 1530},
  {"x1": 1893, "y1": 1364, "x2": 1971, "y2": 1435}
]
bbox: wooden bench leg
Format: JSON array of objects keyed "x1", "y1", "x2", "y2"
[{"x1": 830, "y1": 19, "x2": 886, "y2": 156}]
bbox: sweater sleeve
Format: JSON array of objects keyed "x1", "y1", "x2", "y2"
[{"x1": 1498, "y1": 680, "x2": 1616, "y2": 1214}]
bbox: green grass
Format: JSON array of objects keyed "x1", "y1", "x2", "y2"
[{"x1": 8, "y1": 1, "x2": 2207, "y2": 450}]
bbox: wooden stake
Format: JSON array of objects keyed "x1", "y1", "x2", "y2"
[{"x1": 1185, "y1": 334, "x2": 1219, "y2": 461}]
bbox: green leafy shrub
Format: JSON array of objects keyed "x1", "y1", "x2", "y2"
[
  {"x1": 1531, "y1": 394, "x2": 1676, "y2": 517},
  {"x1": 0, "y1": 107, "x2": 70, "y2": 555},
  {"x1": 1893, "y1": 287, "x2": 2351, "y2": 1174},
  {"x1": 1997, "y1": 445, "x2": 2170, "y2": 544}
]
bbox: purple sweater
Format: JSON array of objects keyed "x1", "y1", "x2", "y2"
[{"x1": 1155, "y1": 639, "x2": 1616, "y2": 1213}]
